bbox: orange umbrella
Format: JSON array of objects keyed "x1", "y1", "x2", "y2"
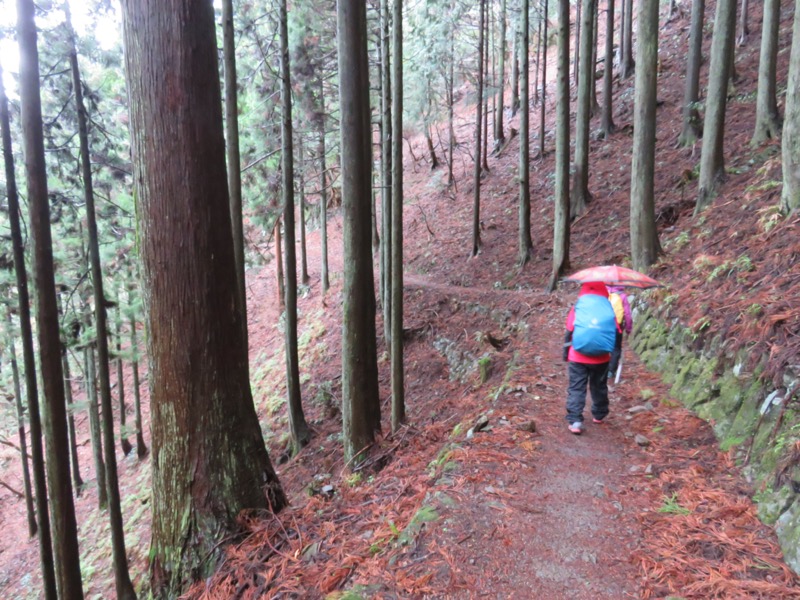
[{"x1": 563, "y1": 265, "x2": 663, "y2": 289}]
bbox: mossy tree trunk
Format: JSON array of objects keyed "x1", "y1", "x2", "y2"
[
  {"x1": 120, "y1": 1, "x2": 288, "y2": 594},
  {"x1": 696, "y1": 0, "x2": 737, "y2": 214},
  {"x1": 678, "y1": 0, "x2": 705, "y2": 146},
  {"x1": 549, "y1": 0, "x2": 572, "y2": 291},
  {"x1": 751, "y1": 0, "x2": 782, "y2": 145},
  {"x1": 630, "y1": 0, "x2": 662, "y2": 270},
  {"x1": 338, "y1": 0, "x2": 383, "y2": 463},
  {"x1": 781, "y1": 3, "x2": 800, "y2": 214}
]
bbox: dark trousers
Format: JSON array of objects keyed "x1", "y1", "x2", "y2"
[
  {"x1": 608, "y1": 332, "x2": 623, "y2": 379},
  {"x1": 566, "y1": 361, "x2": 610, "y2": 423}
]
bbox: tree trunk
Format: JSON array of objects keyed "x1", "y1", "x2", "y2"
[
  {"x1": 279, "y1": 0, "x2": 311, "y2": 454},
  {"x1": 391, "y1": 0, "x2": 405, "y2": 433},
  {"x1": 18, "y1": 1, "x2": 85, "y2": 595},
  {"x1": 519, "y1": 0, "x2": 533, "y2": 266},
  {"x1": 84, "y1": 346, "x2": 108, "y2": 509},
  {"x1": 6, "y1": 324, "x2": 38, "y2": 537},
  {"x1": 621, "y1": 0, "x2": 634, "y2": 77},
  {"x1": 496, "y1": 0, "x2": 507, "y2": 142},
  {"x1": 380, "y1": 0, "x2": 392, "y2": 343},
  {"x1": 511, "y1": 16, "x2": 520, "y2": 115},
  {"x1": 540, "y1": 0, "x2": 549, "y2": 157},
  {"x1": 571, "y1": 0, "x2": 596, "y2": 218},
  {"x1": 0, "y1": 61, "x2": 53, "y2": 589},
  {"x1": 751, "y1": 0, "x2": 782, "y2": 145},
  {"x1": 678, "y1": 0, "x2": 705, "y2": 146},
  {"x1": 549, "y1": 0, "x2": 572, "y2": 291},
  {"x1": 120, "y1": 1, "x2": 287, "y2": 594},
  {"x1": 630, "y1": 0, "x2": 661, "y2": 270},
  {"x1": 472, "y1": 0, "x2": 486, "y2": 257},
  {"x1": 738, "y1": 0, "x2": 749, "y2": 45},
  {"x1": 696, "y1": 0, "x2": 737, "y2": 213},
  {"x1": 337, "y1": 0, "x2": 382, "y2": 464},
  {"x1": 482, "y1": 10, "x2": 491, "y2": 173},
  {"x1": 534, "y1": 14, "x2": 542, "y2": 107},
  {"x1": 66, "y1": 3, "x2": 135, "y2": 594},
  {"x1": 222, "y1": 0, "x2": 249, "y2": 354},
  {"x1": 61, "y1": 344, "x2": 84, "y2": 495},
  {"x1": 574, "y1": 0, "x2": 582, "y2": 85},
  {"x1": 317, "y1": 91, "x2": 330, "y2": 294},
  {"x1": 669, "y1": 0, "x2": 677, "y2": 19},
  {"x1": 601, "y1": 0, "x2": 616, "y2": 137},
  {"x1": 448, "y1": 7, "x2": 456, "y2": 187},
  {"x1": 781, "y1": 4, "x2": 800, "y2": 214},
  {"x1": 299, "y1": 136, "x2": 310, "y2": 285},
  {"x1": 129, "y1": 313, "x2": 148, "y2": 459},
  {"x1": 115, "y1": 313, "x2": 133, "y2": 457},
  {"x1": 590, "y1": 4, "x2": 600, "y2": 116},
  {"x1": 275, "y1": 218, "x2": 285, "y2": 308}
]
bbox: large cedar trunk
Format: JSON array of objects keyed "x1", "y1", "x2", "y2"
[
  {"x1": 120, "y1": 2, "x2": 287, "y2": 595},
  {"x1": 696, "y1": 0, "x2": 737, "y2": 213},
  {"x1": 17, "y1": 0, "x2": 84, "y2": 596},
  {"x1": 338, "y1": 0, "x2": 382, "y2": 462},
  {"x1": 549, "y1": 0, "x2": 572, "y2": 291},
  {"x1": 781, "y1": 4, "x2": 800, "y2": 214},
  {"x1": 678, "y1": 0, "x2": 705, "y2": 146},
  {"x1": 630, "y1": 0, "x2": 661, "y2": 270}
]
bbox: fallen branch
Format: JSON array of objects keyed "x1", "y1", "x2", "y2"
[{"x1": 0, "y1": 480, "x2": 24, "y2": 499}]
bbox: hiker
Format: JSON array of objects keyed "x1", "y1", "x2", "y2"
[
  {"x1": 563, "y1": 281, "x2": 620, "y2": 434},
  {"x1": 606, "y1": 285, "x2": 633, "y2": 383}
]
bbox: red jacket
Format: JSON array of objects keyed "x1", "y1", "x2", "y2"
[{"x1": 565, "y1": 282, "x2": 618, "y2": 364}]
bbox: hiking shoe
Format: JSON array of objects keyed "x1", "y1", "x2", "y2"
[
  {"x1": 592, "y1": 417, "x2": 605, "y2": 424},
  {"x1": 568, "y1": 421, "x2": 584, "y2": 435}
]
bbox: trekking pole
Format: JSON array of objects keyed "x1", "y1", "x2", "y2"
[{"x1": 615, "y1": 348, "x2": 623, "y2": 384}]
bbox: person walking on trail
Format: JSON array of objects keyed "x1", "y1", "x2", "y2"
[
  {"x1": 606, "y1": 285, "x2": 633, "y2": 384},
  {"x1": 563, "y1": 281, "x2": 620, "y2": 434}
]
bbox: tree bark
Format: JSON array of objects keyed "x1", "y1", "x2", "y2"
[
  {"x1": 511, "y1": 16, "x2": 520, "y2": 115},
  {"x1": 391, "y1": 0, "x2": 405, "y2": 432},
  {"x1": 222, "y1": 0, "x2": 249, "y2": 354},
  {"x1": 571, "y1": 0, "x2": 596, "y2": 218},
  {"x1": 279, "y1": 0, "x2": 311, "y2": 454},
  {"x1": 447, "y1": 4, "x2": 456, "y2": 187},
  {"x1": 621, "y1": 0, "x2": 634, "y2": 77},
  {"x1": 17, "y1": 0, "x2": 84, "y2": 595},
  {"x1": 129, "y1": 313, "x2": 148, "y2": 459},
  {"x1": 601, "y1": 0, "x2": 616, "y2": 137},
  {"x1": 678, "y1": 0, "x2": 705, "y2": 146},
  {"x1": 540, "y1": 0, "x2": 549, "y2": 157},
  {"x1": 534, "y1": 14, "x2": 542, "y2": 106},
  {"x1": 496, "y1": 0, "x2": 507, "y2": 142},
  {"x1": 115, "y1": 312, "x2": 133, "y2": 457},
  {"x1": 84, "y1": 345, "x2": 108, "y2": 509},
  {"x1": 6, "y1": 321, "x2": 38, "y2": 537},
  {"x1": 299, "y1": 135, "x2": 310, "y2": 284},
  {"x1": 275, "y1": 218, "x2": 285, "y2": 309},
  {"x1": 549, "y1": 0, "x2": 572, "y2": 291},
  {"x1": 120, "y1": 1, "x2": 287, "y2": 594},
  {"x1": 65, "y1": 3, "x2": 135, "y2": 594},
  {"x1": 630, "y1": 0, "x2": 661, "y2": 270},
  {"x1": 61, "y1": 342, "x2": 84, "y2": 495},
  {"x1": 482, "y1": 8, "x2": 491, "y2": 173},
  {"x1": 738, "y1": 0, "x2": 749, "y2": 45},
  {"x1": 781, "y1": 4, "x2": 800, "y2": 214},
  {"x1": 338, "y1": 0, "x2": 382, "y2": 464},
  {"x1": 519, "y1": 0, "x2": 533, "y2": 266},
  {"x1": 574, "y1": 0, "x2": 582, "y2": 85},
  {"x1": 317, "y1": 87, "x2": 330, "y2": 294},
  {"x1": 381, "y1": 0, "x2": 392, "y2": 343},
  {"x1": 472, "y1": 0, "x2": 486, "y2": 257},
  {"x1": 590, "y1": 4, "x2": 600, "y2": 116},
  {"x1": 696, "y1": 0, "x2": 737, "y2": 213},
  {"x1": 751, "y1": 0, "x2": 782, "y2": 145}
]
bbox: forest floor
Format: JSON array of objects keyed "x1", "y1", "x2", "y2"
[{"x1": 2, "y1": 1, "x2": 800, "y2": 599}]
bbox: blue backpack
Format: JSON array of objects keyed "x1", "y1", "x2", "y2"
[{"x1": 572, "y1": 294, "x2": 617, "y2": 356}]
